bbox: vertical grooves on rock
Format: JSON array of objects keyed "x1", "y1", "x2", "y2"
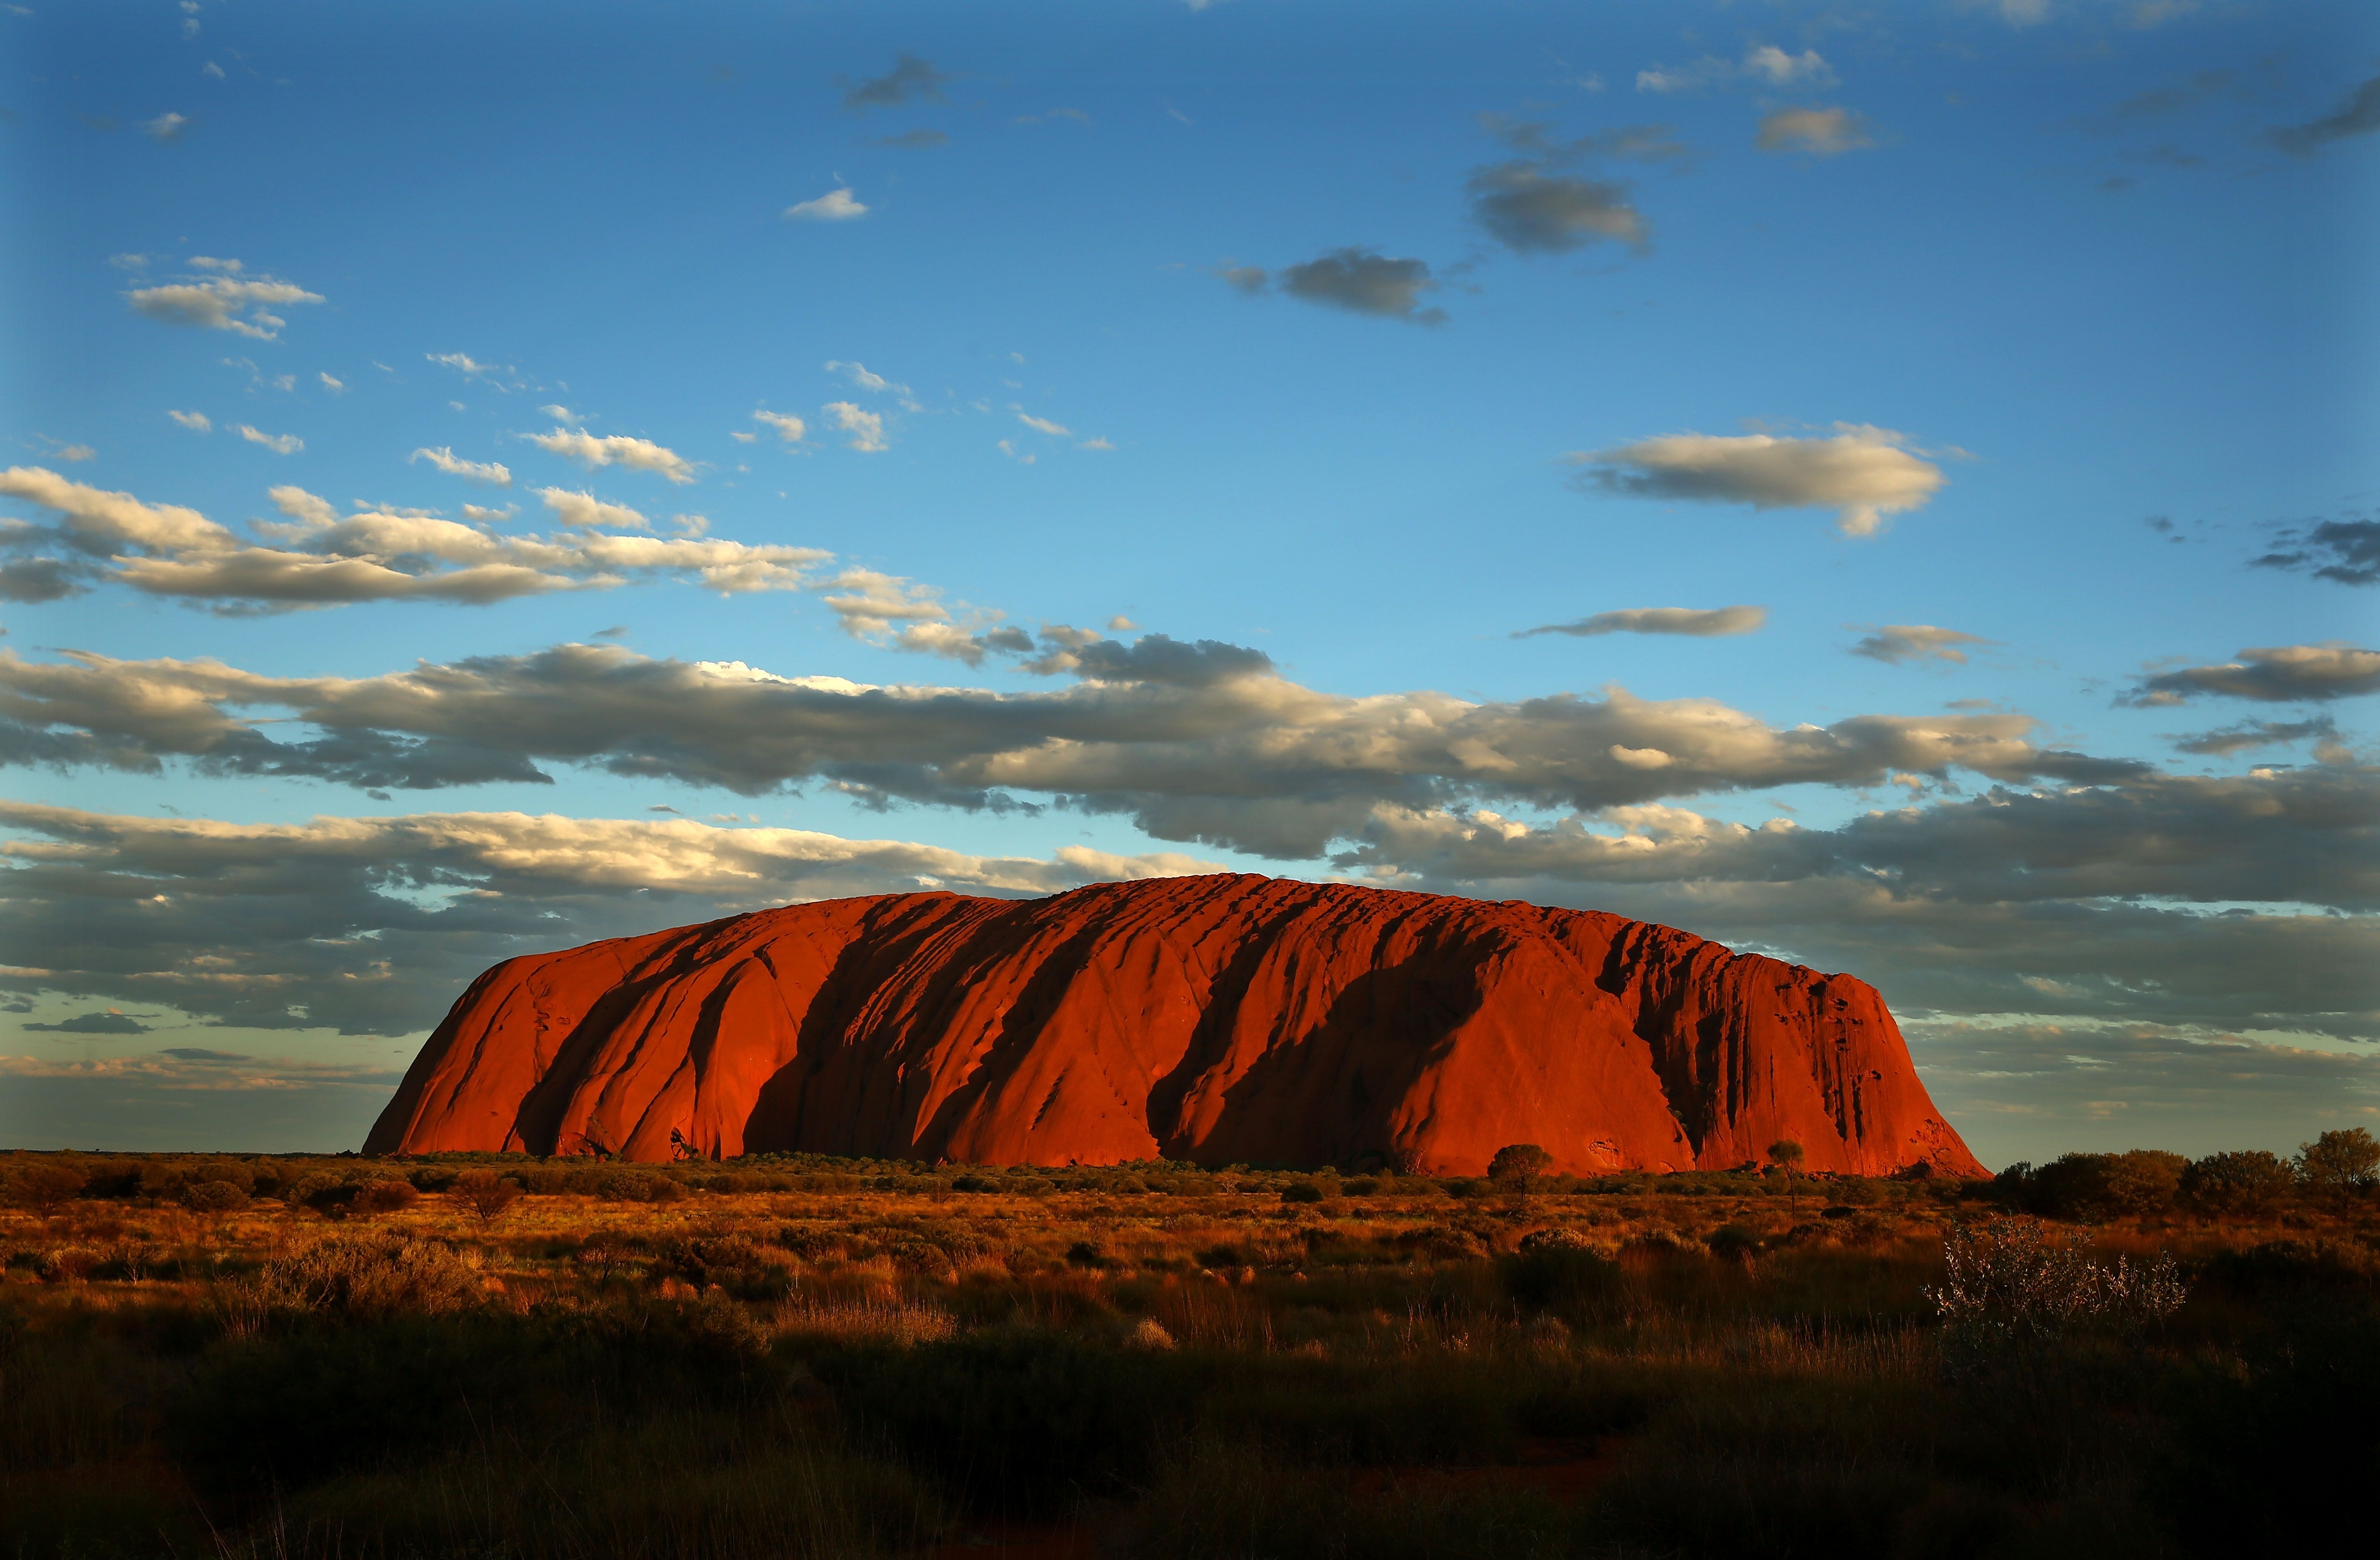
[{"x1": 370, "y1": 876, "x2": 1985, "y2": 1178}]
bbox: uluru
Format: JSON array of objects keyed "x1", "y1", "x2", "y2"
[{"x1": 366, "y1": 874, "x2": 1984, "y2": 1177}]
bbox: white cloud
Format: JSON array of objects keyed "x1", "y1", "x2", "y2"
[
  {"x1": 527, "y1": 428, "x2": 697, "y2": 484},
  {"x1": 1756, "y1": 105, "x2": 1877, "y2": 156},
  {"x1": 461, "y1": 503, "x2": 518, "y2": 523},
  {"x1": 0, "y1": 466, "x2": 824, "y2": 610},
  {"x1": 125, "y1": 268, "x2": 322, "y2": 339},
  {"x1": 753, "y1": 410, "x2": 807, "y2": 444},
  {"x1": 202, "y1": 60, "x2": 224, "y2": 79},
  {"x1": 1079, "y1": 437, "x2": 1115, "y2": 451},
  {"x1": 427, "y1": 352, "x2": 519, "y2": 387},
  {"x1": 1640, "y1": 45, "x2": 1839, "y2": 95},
  {"x1": 234, "y1": 425, "x2": 303, "y2": 455},
  {"x1": 319, "y1": 372, "x2": 345, "y2": 394},
  {"x1": 538, "y1": 488, "x2": 650, "y2": 531},
  {"x1": 0, "y1": 801, "x2": 1223, "y2": 1036},
  {"x1": 824, "y1": 402, "x2": 887, "y2": 452},
  {"x1": 47, "y1": 444, "x2": 95, "y2": 464},
  {"x1": 0, "y1": 632, "x2": 2155, "y2": 860},
  {"x1": 997, "y1": 439, "x2": 1036, "y2": 464},
  {"x1": 1517, "y1": 605, "x2": 1766, "y2": 639},
  {"x1": 1015, "y1": 412, "x2": 1070, "y2": 436},
  {"x1": 410, "y1": 447, "x2": 513, "y2": 487},
  {"x1": 1570, "y1": 424, "x2": 1947, "y2": 536},
  {"x1": 1851, "y1": 624, "x2": 1996, "y2": 664},
  {"x1": 825, "y1": 360, "x2": 910, "y2": 397},
  {"x1": 786, "y1": 187, "x2": 868, "y2": 221},
  {"x1": 539, "y1": 404, "x2": 582, "y2": 425},
  {"x1": 141, "y1": 111, "x2": 189, "y2": 142},
  {"x1": 1743, "y1": 47, "x2": 1837, "y2": 87}
]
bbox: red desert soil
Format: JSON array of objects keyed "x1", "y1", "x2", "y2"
[{"x1": 366, "y1": 874, "x2": 1983, "y2": 1177}]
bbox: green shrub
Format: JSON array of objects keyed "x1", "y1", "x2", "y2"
[
  {"x1": 1503, "y1": 1236, "x2": 1622, "y2": 1317},
  {"x1": 179, "y1": 1179, "x2": 249, "y2": 1213},
  {"x1": 2179, "y1": 1150, "x2": 2294, "y2": 1217}
]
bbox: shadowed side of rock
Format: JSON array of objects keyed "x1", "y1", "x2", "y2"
[{"x1": 365, "y1": 874, "x2": 1985, "y2": 1176}]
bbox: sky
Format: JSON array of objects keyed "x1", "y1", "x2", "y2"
[{"x1": 1, "y1": 0, "x2": 2375, "y2": 1165}]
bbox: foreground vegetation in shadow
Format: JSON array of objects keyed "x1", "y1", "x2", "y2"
[{"x1": 3, "y1": 1139, "x2": 2373, "y2": 1557}]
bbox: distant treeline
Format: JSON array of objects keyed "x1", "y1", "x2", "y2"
[{"x1": 3, "y1": 1130, "x2": 2373, "y2": 1220}]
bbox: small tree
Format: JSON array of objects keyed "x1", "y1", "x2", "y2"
[
  {"x1": 2180, "y1": 1150, "x2": 2294, "y2": 1218},
  {"x1": 1488, "y1": 1144, "x2": 1553, "y2": 1203},
  {"x1": 1768, "y1": 1140, "x2": 1806, "y2": 1216},
  {"x1": 2297, "y1": 1129, "x2": 2380, "y2": 1196},
  {"x1": 450, "y1": 1168, "x2": 522, "y2": 1224},
  {"x1": 5, "y1": 1160, "x2": 86, "y2": 1217}
]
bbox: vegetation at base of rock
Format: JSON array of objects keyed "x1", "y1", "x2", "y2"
[{"x1": 0, "y1": 1140, "x2": 2372, "y2": 1557}]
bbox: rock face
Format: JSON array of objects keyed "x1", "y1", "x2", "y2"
[{"x1": 365, "y1": 875, "x2": 1985, "y2": 1177}]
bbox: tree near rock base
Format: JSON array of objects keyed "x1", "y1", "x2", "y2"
[{"x1": 1489, "y1": 1144, "x2": 1553, "y2": 1203}]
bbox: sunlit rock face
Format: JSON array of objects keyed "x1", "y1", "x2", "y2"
[{"x1": 366, "y1": 874, "x2": 1985, "y2": 1177}]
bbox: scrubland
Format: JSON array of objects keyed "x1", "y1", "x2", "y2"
[{"x1": 2, "y1": 1141, "x2": 2374, "y2": 1560}]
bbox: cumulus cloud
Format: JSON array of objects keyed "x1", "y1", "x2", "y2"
[
  {"x1": 527, "y1": 428, "x2": 697, "y2": 484},
  {"x1": 2252, "y1": 517, "x2": 2380, "y2": 586},
  {"x1": 410, "y1": 447, "x2": 512, "y2": 486},
  {"x1": 1242, "y1": 249, "x2": 1446, "y2": 324},
  {"x1": 0, "y1": 467, "x2": 822, "y2": 610},
  {"x1": 1336, "y1": 762, "x2": 2380, "y2": 1039},
  {"x1": 0, "y1": 801, "x2": 1222, "y2": 1035},
  {"x1": 1851, "y1": 624, "x2": 1996, "y2": 664},
  {"x1": 1755, "y1": 106, "x2": 1876, "y2": 156},
  {"x1": 537, "y1": 488, "x2": 651, "y2": 531},
  {"x1": 1743, "y1": 47, "x2": 1837, "y2": 87},
  {"x1": 2264, "y1": 75, "x2": 2380, "y2": 157},
  {"x1": 0, "y1": 637, "x2": 2152, "y2": 859},
  {"x1": 1467, "y1": 163, "x2": 1647, "y2": 253},
  {"x1": 824, "y1": 402, "x2": 888, "y2": 452},
  {"x1": 786, "y1": 187, "x2": 868, "y2": 221},
  {"x1": 1570, "y1": 425, "x2": 1948, "y2": 536},
  {"x1": 125, "y1": 266, "x2": 322, "y2": 339},
  {"x1": 168, "y1": 410, "x2": 210, "y2": 433},
  {"x1": 840, "y1": 54, "x2": 949, "y2": 113},
  {"x1": 2123, "y1": 644, "x2": 2380, "y2": 705},
  {"x1": 753, "y1": 410, "x2": 806, "y2": 444},
  {"x1": 1516, "y1": 606, "x2": 1765, "y2": 639}
]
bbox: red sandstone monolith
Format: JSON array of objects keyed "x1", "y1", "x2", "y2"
[{"x1": 364, "y1": 875, "x2": 1985, "y2": 1176}]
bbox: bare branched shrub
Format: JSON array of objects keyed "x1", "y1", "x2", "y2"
[
  {"x1": 1927, "y1": 1217, "x2": 2188, "y2": 1376},
  {"x1": 450, "y1": 1169, "x2": 522, "y2": 1224},
  {"x1": 243, "y1": 1234, "x2": 484, "y2": 1319}
]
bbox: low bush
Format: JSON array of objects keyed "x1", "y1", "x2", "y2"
[{"x1": 814, "y1": 1327, "x2": 1197, "y2": 1513}]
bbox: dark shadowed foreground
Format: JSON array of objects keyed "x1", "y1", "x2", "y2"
[{"x1": 3, "y1": 1137, "x2": 2373, "y2": 1558}]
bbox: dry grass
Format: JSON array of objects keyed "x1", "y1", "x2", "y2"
[{"x1": 0, "y1": 1151, "x2": 2373, "y2": 1559}]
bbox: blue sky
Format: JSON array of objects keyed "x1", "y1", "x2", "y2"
[{"x1": 2, "y1": 0, "x2": 2375, "y2": 1162}]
